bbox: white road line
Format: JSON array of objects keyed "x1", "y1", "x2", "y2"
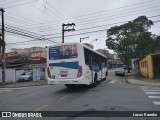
[
  {"x1": 140, "y1": 86, "x2": 160, "y2": 89},
  {"x1": 148, "y1": 96, "x2": 160, "y2": 99},
  {"x1": 0, "y1": 90, "x2": 12, "y2": 92},
  {"x1": 110, "y1": 80, "x2": 117, "y2": 83},
  {"x1": 140, "y1": 86, "x2": 148, "y2": 88},
  {"x1": 145, "y1": 92, "x2": 160, "y2": 94},
  {"x1": 143, "y1": 90, "x2": 160, "y2": 92},
  {"x1": 0, "y1": 87, "x2": 29, "y2": 90},
  {"x1": 153, "y1": 101, "x2": 160, "y2": 105}
]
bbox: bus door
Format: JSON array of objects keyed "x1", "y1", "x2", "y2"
[{"x1": 89, "y1": 55, "x2": 94, "y2": 82}]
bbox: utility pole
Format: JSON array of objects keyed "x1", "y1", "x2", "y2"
[
  {"x1": 80, "y1": 36, "x2": 89, "y2": 43},
  {"x1": 62, "y1": 23, "x2": 75, "y2": 43},
  {"x1": 0, "y1": 8, "x2": 5, "y2": 84}
]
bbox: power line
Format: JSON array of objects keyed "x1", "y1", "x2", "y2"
[
  {"x1": 2, "y1": 24, "x2": 46, "y2": 40},
  {"x1": 0, "y1": 0, "x2": 24, "y2": 6},
  {"x1": 7, "y1": 11, "x2": 39, "y2": 23},
  {"x1": 24, "y1": 3, "x2": 160, "y2": 32},
  {"x1": 6, "y1": 38, "x2": 58, "y2": 45},
  {"x1": 5, "y1": 6, "x2": 160, "y2": 33},
  {"x1": 46, "y1": 1, "x2": 70, "y2": 22},
  {"x1": 3, "y1": 19, "x2": 160, "y2": 46},
  {"x1": 4, "y1": 0, "x2": 160, "y2": 33},
  {"x1": 47, "y1": 19, "x2": 160, "y2": 39},
  {"x1": 22, "y1": 0, "x2": 159, "y2": 27},
  {"x1": 64, "y1": 0, "x2": 159, "y2": 20},
  {"x1": 5, "y1": 15, "x2": 36, "y2": 26},
  {"x1": 5, "y1": 0, "x2": 38, "y2": 9},
  {"x1": 74, "y1": 4, "x2": 160, "y2": 24},
  {"x1": 70, "y1": 1, "x2": 160, "y2": 25},
  {"x1": 44, "y1": 15, "x2": 160, "y2": 37},
  {"x1": 1, "y1": 1, "x2": 159, "y2": 45}
]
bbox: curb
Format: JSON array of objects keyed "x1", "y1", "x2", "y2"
[
  {"x1": 125, "y1": 77, "x2": 160, "y2": 87},
  {"x1": 0, "y1": 81, "x2": 48, "y2": 88}
]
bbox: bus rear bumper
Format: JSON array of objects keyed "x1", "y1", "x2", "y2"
[{"x1": 48, "y1": 76, "x2": 91, "y2": 85}]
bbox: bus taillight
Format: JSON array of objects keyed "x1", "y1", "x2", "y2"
[{"x1": 77, "y1": 66, "x2": 82, "y2": 78}]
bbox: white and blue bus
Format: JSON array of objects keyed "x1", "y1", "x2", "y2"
[{"x1": 47, "y1": 43, "x2": 108, "y2": 88}]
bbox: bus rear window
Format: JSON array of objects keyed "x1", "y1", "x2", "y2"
[{"x1": 49, "y1": 45, "x2": 78, "y2": 60}]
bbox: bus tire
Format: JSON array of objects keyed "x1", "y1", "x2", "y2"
[
  {"x1": 65, "y1": 84, "x2": 75, "y2": 89},
  {"x1": 103, "y1": 71, "x2": 108, "y2": 81},
  {"x1": 106, "y1": 71, "x2": 108, "y2": 77},
  {"x1": 92, "y1": 74, "x2": 97, "y2": 87}
]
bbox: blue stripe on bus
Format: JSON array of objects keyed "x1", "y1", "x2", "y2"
[{"x1": 49, "y1": 61, "x2": 79, "y2": 69}]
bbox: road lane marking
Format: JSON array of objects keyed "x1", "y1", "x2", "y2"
[
  {"x1": 143, "y1": 90, "x2": 160, "y2": 92},
  {"x1": 153, "y1": 101, "x2": 160, "y2": 105},
  {"x1": 33, "y1": 104, "x2": 48, "y2": 112},
  {"x1": 0, "y1": 90, "x2": 12, "y2": 92},
  {"x1": 109, "y1": 80, "x2": 117, "y2": 83},
  {"x1": 145, "y1": 92, "x2": 160, "y2": 94},
  {"x1": 59, "y1": 94, "x2": 71, "y2": 100},
  {"x1": 140, "y1": 86, "x2": 160, "y2": 106},
  {"x1": 140, "y1": 86, "x2": 148, "y2": 88},
  {"x1": 22, "y1": 93, "x2": 37, "y2": 99},
  {"x1": 0, "y1": 87, "x2": 29, "y2": 90},
  {"x1": 140, "y1": 86, "x2": 160, "y2": 90},
  {"x1": 148, "y1": 96, "x2": 160, "y2": 99}
]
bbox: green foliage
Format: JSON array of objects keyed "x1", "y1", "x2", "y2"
[{"x1": 106, "y1": 16, "x2": 155, "y2": 71}]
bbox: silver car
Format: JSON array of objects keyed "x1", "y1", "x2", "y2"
[
  {"x1": 18, "y1": 72, "x2": 33, "y2": 82},
  {"x1": 115, "y1": 68, "x2": 125, "y2": 76}
]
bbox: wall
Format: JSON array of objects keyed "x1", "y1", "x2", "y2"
[
  {"x1": 0, "y1": 68, "x2": 47, "y2": 83},
  {"x1": 0, "y1": 69, "x2": 16, "y2": 83},
  {"x1": 139, "y1": 55, "x2": 154, "y2": 79}
]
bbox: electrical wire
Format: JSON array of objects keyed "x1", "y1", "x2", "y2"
[
  {"x1": 4, "y1": 0, "x2": 160, "y2": 34},
  {"x1": 19, "y1": 0, "x2": 159, "y2": 27},
  {"x1": 4, "y1": 0, "x2": 39, "y2": 9}
]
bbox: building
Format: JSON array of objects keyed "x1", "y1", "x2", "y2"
[
  {"x1": 2, "y1": 47, "x2": 47, "y2": 68},
  {"x1": 7, "y1": 47, "x2": 46, "y2": 59},
  {"x1": 96, "y1": 49, "x2": 123, "y2": 68},
  {"x1": 139, "y1": 52, "x2": 160, "y2": 79},
  {"x1": 96, "y1": 49, "x2": 109, "y2": 57}
]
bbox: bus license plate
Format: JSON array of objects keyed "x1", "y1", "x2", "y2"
[{"x1": 61, "y1": 74, "x2": 67, "y2": 77}]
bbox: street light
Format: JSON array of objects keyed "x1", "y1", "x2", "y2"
[
  {"x1": 80, "y1": 36, "x2": 89, "y2": 43},
  {"x1": 89, "y1": 39, "x2": 98, "y2": 44}
]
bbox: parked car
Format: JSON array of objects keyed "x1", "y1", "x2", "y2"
[
  {"x1": 115, "y1": 68, "x2": 125, "y2": 76},
  {"x1": 18, "y1": 72, "x2": 33, "y2": 82}
]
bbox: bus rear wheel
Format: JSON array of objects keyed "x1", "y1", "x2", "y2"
[
  {"x1": 65, "y1": 84, "x2": 75, "y2": 89},
  {"x1": 104, "y1": 71, "x2": 108, "y2": 80},
  {"x1": 92, "y1": 74, "x2": 97, "y2": 87}
]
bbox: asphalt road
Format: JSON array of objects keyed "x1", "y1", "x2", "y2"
[{"x1": 0, "y1": 69, "x2": 160, "y2": 120}]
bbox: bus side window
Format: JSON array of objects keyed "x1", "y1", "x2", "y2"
[{"x1": 84, "y1": 52, "x2": 90, "y2": 68}]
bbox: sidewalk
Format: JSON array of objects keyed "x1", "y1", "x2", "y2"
[
  {"x1": 0, "y1": 80, "x2": 48, "y2": 88},
  {"x1": 125, "y1": 70, "x2": 160, "y2": 87}
]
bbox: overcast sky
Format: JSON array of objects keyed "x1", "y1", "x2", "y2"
[{"x1": 0, "y1": 0, "x2": 160, "y2": 52}]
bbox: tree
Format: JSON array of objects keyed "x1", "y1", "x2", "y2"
[
  {"x1": 106, "y1": 16, "x2": 154, "y2": 73},
  {"x1": 135, "y1": 32, "x2": 154, "y2": 58}
]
